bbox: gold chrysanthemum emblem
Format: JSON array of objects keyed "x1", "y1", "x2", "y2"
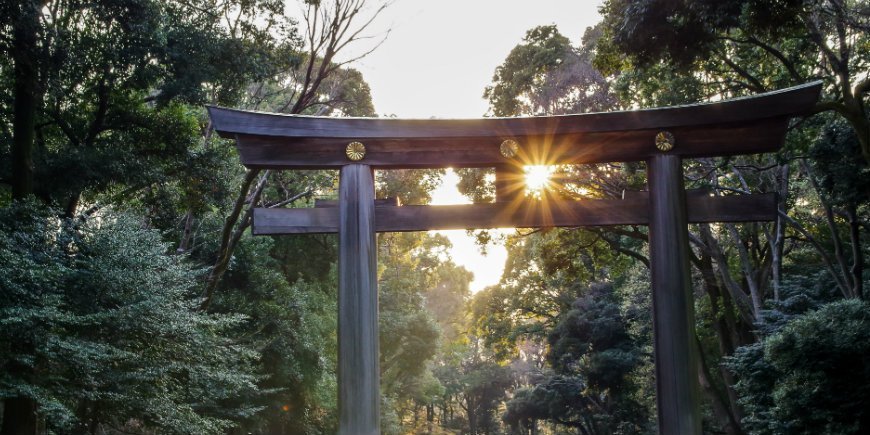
[
  {"x1": 655, "y1": 131, "x2": 675, "y2": 152},
  {"x1": 500, "y1": 139, "x2": 519, "y2": 158},
  {"x1": 346, "y1": 141, "x2": 366, "y2": 161}
]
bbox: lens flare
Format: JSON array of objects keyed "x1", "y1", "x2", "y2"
[{"x1": 524, "y1": 165, "x2": 555, "y2": 198}]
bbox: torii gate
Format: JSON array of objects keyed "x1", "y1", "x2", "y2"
[{"x1": 208, "y1": 82, "x2": 821, "y2": 435}]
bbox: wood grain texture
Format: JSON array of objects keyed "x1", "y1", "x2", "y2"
[
  {"x1": 252, "y1": 193, "x2": 777, "y2": 234},
  {"x1": 495, "y1": 165, "x2": 525, "y2": 203},
  {"x1": 231, "y1": 118, "x2": 789, "y2": 169},
  {"x1": 337, "y1": 164, "x2": 380, "y2": 435},
  {"x1": 647, "y1": 155, "x2": 702, "y2": 435},
  {"x1": 315, "y1": 197, "x2": 400, "y2": 208},
  {"x1": 208, "y1": 82, "x2": 821, "y2": 169}
]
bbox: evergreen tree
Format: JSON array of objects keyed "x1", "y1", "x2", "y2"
[{"x1": 0, "y1": 203, "x2": 260, "y2": 433}]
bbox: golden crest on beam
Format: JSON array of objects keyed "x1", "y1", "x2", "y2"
[
  {"x1": 346, "y1": 141, "x2": 366, "y2": 161},
  {"x1": 655, "y1": 132, "x2": 675, "y2": 152},
  {"x1": 500, "y1": 139, "x2": 519, "y2": 158}
]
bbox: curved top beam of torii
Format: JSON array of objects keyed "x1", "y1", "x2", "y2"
[{"x1": 208, "y1": 82, "x2": 821, "y2": 170}]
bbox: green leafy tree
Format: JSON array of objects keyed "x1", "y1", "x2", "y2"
[
  {"x1": 0, "y1": 0, "x2": 294, "y2": 207},
  {"x1": 376, "y1": 172, "x2": 449, "y2": 432},
  {"x1": 598, "y1": 0, "x2": 870, "y2": 162},
  {"x1": 202, "y1": 0, "x2": 390, "y2": 304},
  {"x1": 503, "y1": 283, "x2": 649, "y2": 435},
  {"x1": 0, "y1": 203, "x2": 260, "y2": 434},
  {"x1": 485, "y1": 25, "x2": 617, "y2": 116},
  {"x1": 726, "y1": 298, "x2": 870, "y2": 434},
  {"x1": 207, "y1": 233, "x2": 340, "y2": 434},
  {"x1": 457, "y1": 351, "x2": 513, "y2": 435}
]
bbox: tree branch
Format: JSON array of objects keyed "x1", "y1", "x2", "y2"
[
  {"x1": 777, "y1": 210, "x2": 852, "y2": 297},
  {"x1": 201, "y1": 169, "x2": 261, "y2": 310}
]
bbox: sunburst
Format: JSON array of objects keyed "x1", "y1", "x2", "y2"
[{"x1": 524, "y1": 165, "x2": 555, "y2": 198}]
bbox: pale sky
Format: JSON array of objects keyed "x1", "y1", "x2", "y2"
[
  {"x1": 428, "y1": 170, "x2": 511, "y2": 292},
  {"x1": 349, "y1": 0, "x2": 605, "y2": 118},
  {"x1": 339, "y1": 0, "x2": 605, "y2": 291}
]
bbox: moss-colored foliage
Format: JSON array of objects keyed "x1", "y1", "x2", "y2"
[
  {"x1": 727, "y1": 299, "x2": 870, "y2": 434},
  {"x1": 0, "y1": 0, "x2": 296, "y2": 206},
  {"x1": 0, "y1": 202, "x2": 260, "y2": 433},
  {"x1": 810, "y1": 119, "x2": 870, "y2": 208},
  {"x1": 503, "y1": 283, "x2": 649, "y2": 435},
  {"x1": 485, "y1": 25, "x2": 617, "y2": 117}
]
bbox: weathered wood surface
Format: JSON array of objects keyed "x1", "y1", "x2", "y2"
[
  {"x1": 647, "y1": 155, "x2": 702, "y2": 434},
  {"x1": 337, "y1": 164, "x2": 380, "y2": 435},
  {"x1": 208, "y1": 82, "x2": 820, "y2": 169},
  {"x1": 252, "y1": 193, "x2": 777, "y2": 234},
  {"x1": 495, "y1": 165, "x2": 525, "y2": 203},
  {"x1": 315, "y1": 197, "x2": 400, "y2": 208}
]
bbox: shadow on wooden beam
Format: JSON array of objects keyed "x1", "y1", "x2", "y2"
[{"x1": 253, "y1": 193, "x2": 776, "y2": 235}]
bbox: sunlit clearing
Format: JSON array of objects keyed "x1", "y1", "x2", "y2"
[{"x1": 524, "y1": 165, "x2": 556, "y2": 198}]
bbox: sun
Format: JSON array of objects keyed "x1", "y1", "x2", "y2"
[{"x1": 524, "y1": 165, "x2": 556, "y2": 198}]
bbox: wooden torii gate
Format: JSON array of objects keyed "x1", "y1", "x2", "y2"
[{"x1": 209, "y1": 82, "x2": 821, "y2": 435}]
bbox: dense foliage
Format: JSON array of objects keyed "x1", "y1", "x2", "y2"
[
  {"x1": 503, "y1": 283, "x2": 648, "y2": 434},
  {"x1": 0, "y1": 204, "x2": 260, "y2": 433},
  {"x1": 727, "y1": 298, "x2": 870, "y2": 434}
]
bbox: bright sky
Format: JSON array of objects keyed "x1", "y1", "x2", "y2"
[
  {"x1": 428, "y1": 170, "x2": 510, "y2": 292},
  {"x1": 350, "y1": 0, "x2": 605, "y2": 118},
  {"x1": 341, "y1": 0, "x2": 605, "y2": 291}
]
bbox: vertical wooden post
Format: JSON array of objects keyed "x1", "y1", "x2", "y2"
[
  {"x1": 647, "y1": 154, "x2": 701, "y2": 435},
  {"x1": 338, "y1": 164, "x2": 380, "y2": 435}
]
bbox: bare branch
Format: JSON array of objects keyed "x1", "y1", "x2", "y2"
[
  {"x1": 201, "y1": 168, "x2": 261, "y2": 310},
  {"x1": 800, "y1": 159, "x2": 856, "y2": 296},
  {"x1": 714, "y1": 51, "x2": 767, "y2": 93},
  {"x1": 595, "y1": 229, "x2": 649, "y2": 268},
  {"x1": 778, "y1": 210, "x2": 852, "y2": 297},
  {"x1": 698, "y1": 224, "x2": 757, "y2": 326},
  {"x1": 267, "y1": 189, "x2": 314, "y2": 208}
]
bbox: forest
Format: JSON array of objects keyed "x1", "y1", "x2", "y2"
[{"x1": 0, "y1": 0, "x2": 868, "y2": 434}]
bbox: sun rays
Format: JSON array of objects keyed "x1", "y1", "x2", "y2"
[{"x1": 524, "y1": 165, "x2": 556, "y2": 198}]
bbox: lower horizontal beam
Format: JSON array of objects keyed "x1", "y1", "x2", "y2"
[{"x1": 252, "y1": 193, "x2": 776, "y2": 235}]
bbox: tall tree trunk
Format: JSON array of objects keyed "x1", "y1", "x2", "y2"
[
  {"x1": 466, "y1": 395, "x2": 477, "y2": 434},
  {"x1": 3, "y1": 4, "x2": 42, "y2": 432},
  {"x1": 696, "y1": 254, "x2": 745, "y2": 430},
  {"x1": 846, "y1": 206, "x2": 864, "y2": 299},
  {"x1": 842, "y1": 95, "x2": 870, "y2": 165},
  {"x1": 177, "y1": 210, "x2": 195, "y2": 253},
  {"x1": 696, "y1": 345, "x2": 744, "y2": 435},
  {"x1": 770, "y1": 163, "x2": 789, "y2": 301},
  {"x1": 0, "y1": 397, "x2": 37, "y2": 435},
  {"x1": 10, "y1": 0, "x2": 41, "y2": 200},
  {"x1": 801, "y1": 159, "x2": 860, "y2": 298}
]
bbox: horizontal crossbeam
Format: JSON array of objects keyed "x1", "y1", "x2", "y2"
[
  {"x1": 209, "y1": 83, "x2": 821, "y2": 169},
  {"x1": 252, "y1": 193, "x2": 776, "y2": 235}
]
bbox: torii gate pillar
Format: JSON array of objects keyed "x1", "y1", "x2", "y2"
[
  {"x1": 648, "y1": 154, "x2": 701, "y2": 434},
  {"x1": 338, "y1": 164, "x2": 380, "y2": 434}
]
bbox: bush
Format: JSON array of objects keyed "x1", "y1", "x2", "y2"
[
  {"x1": 727, "y1": 299, "x2": 870, "y2": 434},
  {"x1": 0, "y1": 203, "x2": 260, "y2": 434}
]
